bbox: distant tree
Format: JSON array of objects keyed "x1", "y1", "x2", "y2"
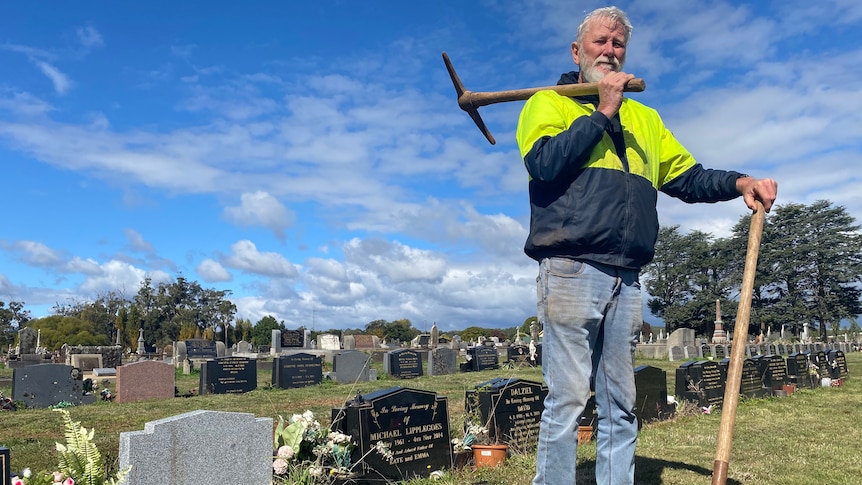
[
  {"x1": 251, "y1": 315, "x2": 284, "y2": 346},
  {"x1": 460, "y1": 326, "x2": 487, "y2": 343},
  {"x1": 520, "y1": 316, "x2": 539, "y2": 337},
  {"x1": 0, "y1": 300, "x2": 31, "y2": 349},
  {"x1": 29, "y1": 315, "x2": 110, "y2": 349}
]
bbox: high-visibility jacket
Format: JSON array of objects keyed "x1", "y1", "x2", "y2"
[{"x1": 516, "y1": 72, "x2": 743, "y2": 269}]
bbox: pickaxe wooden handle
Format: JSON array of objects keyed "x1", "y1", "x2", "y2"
[
  {"x1": 442, "y1": 51, "x2": 646, "y2": 145},
  {"x1": 712, "y1": 201, "x2": 766, "y2": 485}
]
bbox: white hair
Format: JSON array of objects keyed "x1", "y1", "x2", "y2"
[{"x1": 576, "y1": 6, "x2": 633, "y2": 45}]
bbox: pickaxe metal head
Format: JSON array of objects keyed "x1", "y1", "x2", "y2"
[{"x1": 442, "y1": 51, "x2": 646, "y2": 145}]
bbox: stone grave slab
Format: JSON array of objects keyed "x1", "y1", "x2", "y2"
[
  {"x1": 507, "y1": 344, "x2": 532, "y2": 366},
  {"x1": 318, "y1": 334, "x2": 342, "y2": 350},
  {"x1": 387, "y1": 349, "x2": 423, "y2": 379},
  {"x1": 674, "y1": 360, "x2": 724, "y2": 408},
  {"x1": 199, "y1": 356, "x2": 257, "y2": 395},
  {"x1": 668, "y1": 346, "x2": 684, "y2": 361},
  {"x1": 752, "y1": 354, "x2": 787, "y2": 391},
  {"x1": 810, "y1": 351, "x2": 829, "y2": 379},
  {"x1": 272, "y1": 353, "x2": 322, "y2": 389},
  {"x1": 181, "y1": 339, "x2": 219, "y2": 359},
  {"x1": 331, "y1": 387, "x2": 451, "y2": 481},
  {"x1": 353, "y1": 334, "x2": 376, "y2": 349},
  {"x1": 116, "y1": 360, "x2": 175, "y2": 404},
  {"x1": 466, "y1": 378, "x2": 548, "y2": 452},
  {"x1": 92, "y1": 368, "x2": 116, "y2": 377},
  {"x1": 12, "y1": 363, "x2": 86, "y2": 408},
  {"x1": 428, "y1": 347, "x2": 458, "y2": 376},
  {"x1": 119, "y1": 410, "x2": 272, "y2": 485},
  {"x1": 719, "y1": 358, "x2": 769, "y2": 398},
  {"x1": 70, "y1": 353, "x2": 103, "y2": 372},
  {"x1": 332, "y1": 350, "x2": 371, "y2": 384}
]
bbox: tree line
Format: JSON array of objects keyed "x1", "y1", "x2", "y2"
[{"x1": 644, "y1": 200, "x2": 862, "y2": 341}]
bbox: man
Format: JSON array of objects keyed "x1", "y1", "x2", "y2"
[{"x1": 516, "y1": 6, "x2": 778, "y2": 485}]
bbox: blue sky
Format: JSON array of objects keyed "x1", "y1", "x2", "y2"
[{"x1": 1, "y1": 1, "x2": 861, "y2": 333}]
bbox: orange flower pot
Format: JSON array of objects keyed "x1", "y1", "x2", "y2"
[
  {"x1": 472, "y1": 444, "x2": 507, "y2": 467},
  {"x1": 578, "y1": 425, "x2": 594, "y2": 445}
]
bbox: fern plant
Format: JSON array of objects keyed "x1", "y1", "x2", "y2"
[{"x1": 53, "y1": 409, "x2": 131, "y2": 485}]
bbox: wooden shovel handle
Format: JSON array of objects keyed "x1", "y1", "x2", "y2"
[{"x1": 712, "y1": 202, "x2": 766, "y2": 485}]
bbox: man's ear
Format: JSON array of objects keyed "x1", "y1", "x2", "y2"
[{"x1": 571, "y1": 42, "x2": 580, "y2": 66}]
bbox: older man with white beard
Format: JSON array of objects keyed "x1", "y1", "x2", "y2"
[{"x1": 516, "y1": 6, "x2": 777, "y2": 485}]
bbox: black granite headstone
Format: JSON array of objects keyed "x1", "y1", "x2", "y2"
[
  {"x1": 753, "y1": 354, "x2": 787, "y2": 391},
  {"x1": 674, "y1": 360, "x2": 724, "y2": 408},
  {"x1": 467, "y1": 345, "x2": 499, "y2": 371},
  {"x1": 273, "y1": 353, "x2": 322, "y2": 389},
  {"x1": 183, "y1": 339, "x2": 218, "y2": 359},
  {"x1": 388, "y1": 349, "x2": 423, "y2": 379},
  {"x1": 331, "y1": 387, "x2": 451, "y2": 481},
  {"x1": 12, "y1": 363, "x2": 87, "y2": 408},
  {"x1": 787, "y1": 352, "x2": 817, "y2": 389},
  {"x1": 507, "y1": 345, "x2": 532, "y2": 366},
  {"x1": 811, "y1": 351, "x2": 829, "y2": 379},
  {"x1": 634, "y1": 365, "x2": 671, "y2": 427},
  {"x1": 280, "y1": 330, "x2": 305, "y2": 348},
  {"x1": 714, "y1": 345, "x2": 727, "y2": 360},
  {"x1": 1, "y1": 446, "x2": 9, "y2": 485},
  {"x1": 826, "y1": 350, "x2": 849, "y2": 380},
  {"x1": 719, "y1": 358, "x2": 769, "y2": 398},
  {"x1": 199, "y1": 356, "x2": 257, "y2": 394},
  {"x1": 465, "y1": 378, "x2": 548, "y2": 452}
]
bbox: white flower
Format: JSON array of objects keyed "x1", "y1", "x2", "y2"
[
  {"x1": 309, "y1": 466, "x2": 324, "y2": 477},
  {"x1": 22, "y1": 468, "x2": 32, "y2": 478},
  {"x1": 272, "y1": 458, "x2": 289, "y2": 475},
  {"x1": 276, "y1": 445, "x2": 294, "y2": 459}
]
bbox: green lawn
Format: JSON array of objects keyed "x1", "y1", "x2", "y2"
[{"x1": 2, "y1": 353, "x2": 860, "y2": 484}]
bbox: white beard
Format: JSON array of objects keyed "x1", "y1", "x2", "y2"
[{"x1": 579, "y1": 51, "x2": 623, "y2": 83}]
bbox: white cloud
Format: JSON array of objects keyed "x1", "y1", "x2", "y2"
[
  {"x1": 197, "y1": 258, "x2": 232, "y2": 282},
  {"x1": 76, "y1": 25, "x2": 104, "y2": 48},
  {"x1": 223, "y1": 191, "x2": 295, "y2": 240},
  {"x1": 124, "y1": 228, "x2": 155, "y2": 253},
  {"x1": 33, "y1": 60, "x2": 72, "y2": 95},
  {"x1": 1, "y1": 240, "x2": 64, "y2": 266},
  {"x1": 222, "y1": 240, "x2": 298, "y2": 278},
  {"x1": 78, "y1": 260, "x2": 171, "y2": 295}
]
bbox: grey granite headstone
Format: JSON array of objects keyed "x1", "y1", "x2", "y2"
[
  {"x1": 119, "y1": 410, "x2": 272, "y2": 485},
  {"x1": 333, "y1": 350, "x2": 371, "y2": 383},
  {"x1": 668, "y1": 346, "x2": 684, "y2": 361},
  {"x1": 17, "y1": 327, "x2": 38, "y2": 354},
  {"x1": 428, "y1": 347, "x2": 458, "y2": 376},
  {"x1": 235, "y1": 340, "x2": 253, "y2": 354},
  {"x1": 12, "y1": 363, "x2": 85, "y2": 408}
]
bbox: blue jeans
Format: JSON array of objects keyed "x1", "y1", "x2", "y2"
[{"x1": 532, "y1": 257, "x2": 642, "y2": 485}]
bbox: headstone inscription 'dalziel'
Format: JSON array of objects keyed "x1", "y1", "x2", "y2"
[
  {"x1": 465, "y1": 378, "x2": 548, "y2": 451},
  {"x1": 273, "y1": 353, "x2": 323, "y2": 389},
  {"x1": 331, "y1": 387, "x2": 451, "y2": 481},
  {"x1": 199, "y1": 356, "x2": 257, "y2": 395}
]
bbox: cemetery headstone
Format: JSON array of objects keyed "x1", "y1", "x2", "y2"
[
  {"x1": 719, "y1": 358, "x2": 769, "y2": 398},
  {"x1": 273, "y1": 353, "x2": 323, "y2": 389},
  {"x1": 235, "y1": 340, "x2": 253, "y2": 354},
  {"x1": 318, "y1": 334, "x2": 342, "y2": 350},
  {"x1": 674, "y1": 360, "x2": 724, "y2": 408},
  {"x1": 811, "y1": 350, "x2": 829, "y2": 379},
  {"x1": 428, "y1": 347, "x2": 458, "y2": 376},
  {"x1": 387, "y1": 349, "x2": 423, "y2": 379},
  {"x1": 787, "y1": 352, "x2": 817, "y2": 389},
  {"x1": 465, "y1": 345, "x2": 499, "y2": 371},
  {"x1": 116, "y1": 360, "x2": 175, "y2": 404},
  {"x1": 332, "y1": 350, "x2": 371, "y2": 384},
  {"x1": 342, "y1": 335, "x2": 356, "y2": 350},
  {"x1": 70, "y1": 354, "x2": 102, "y2": 372},
  {"x1": 753, "y1": 354, "x2": 787, "y2": 391},
  {"x1": 826, "y1": 350, "x2": 849, "y2": 380},
  {"x1": 12, "y1": 363, "x2": 87, "y2": 408},
  {"x1": 353, "y1": 334, "x2": 376, "y2": 349},
  {"x1": 507, "y1": 344, "x2": 532, "y2": 366},
  {"x1": 633, "y1": 365, "x2": 672, "y2": 426},
  {"x1": 700, "y1": 344, "x2": 711, "y2": 359},
  {"x1": 17, "y1": 327, "x2": 38, "y2": 354},
  {"x1": 465, "y1": 378, "x2": 548, "y2": 452},
  {"x1": 199, "y1": 356, "x2": 257, "y2": 395},
  {"x1": 714, "y1": 345, "x2": 727, "y2": 360},
  {"x1": 331, "y1": 387, "x2": 451, "y2": 481},
  {"x1": 668, "y1": 346, "x2": 684, "y2": 361},
  {"x1": 182, "y1": 339, "x2": 219, "y2": 359},
  {"x1": 280, "y1": 330, "x2": 305, "y2": 348},
  {"x1": 119, "y1": 410, "x2": 272, "y2": 485},
  {"x1": 1, "y1": 446, "x2": 9, "y2": 485}
]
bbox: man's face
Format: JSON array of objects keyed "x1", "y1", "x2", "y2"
[{"x1": 572, "y1": 18, "x2": 627, "y2": 83}]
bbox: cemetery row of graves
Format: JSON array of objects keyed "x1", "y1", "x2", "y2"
[{"x1": 0, "y1": 330, "x2": 854, "y2": 484}]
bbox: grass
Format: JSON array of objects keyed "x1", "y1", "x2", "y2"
[{"x1": 2, "y1": 353, "x2": 861, "y2": 484}]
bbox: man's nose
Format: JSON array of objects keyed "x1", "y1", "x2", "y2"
[{"x1": 601, "y1": 41, "x2": 615, "y2": 57}]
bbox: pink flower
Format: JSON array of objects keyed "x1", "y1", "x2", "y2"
[
  {"x1": 12, "y1": 478, "x2": 25, "y2": 485},
  {"x1": 53, "y1": 471, "x2": 65, "y2": 482},
  {"x1": 64, "y1": 479, "x2": 75, "y2": 485},
  {"x1": 272, "y1": 458, "x2": 289, "y2": 475}
]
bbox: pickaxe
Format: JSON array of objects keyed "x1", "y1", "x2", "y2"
[{"x1": 442, "y1": 51, "x2": 646, "y2": 145}]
